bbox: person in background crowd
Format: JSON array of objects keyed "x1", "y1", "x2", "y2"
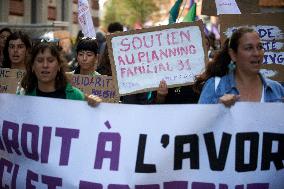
[
  {"x1": 205, "y1": 32, "x2": 218, "y2": 61},
  {"x1": 96, "y1": 31, "x2": 106, "y2": 55},
  {"x1": 97, "y1": 43, "x2": 112, "y2": 76},
  {"x1": 107, "y1": 22, "x2": 124, "y2": 33},
  {"x1": 96, "y1": 22, "x2": 124, "y2": 75},
  {"x1": 68, "y1": 30, "x2": 84, "y2": 71},
  {"x1": 59, "y1": 36, "x2": 73, "y2": 63},
  {"x1": 74, "y1": 38, "x2": 100, "y2": 76},
  {"x1": 195, "y1": 27, "x2": 284, "y2": 107},
  {"x1": 2, "y1": 31, "x2": 31, "y2": 70},
  {"x1": 19, "y1": 42, "x2": 101, "y2": 106},
  {"x1": 0, "y1": 27, "x2": 12, "y2": 67}
]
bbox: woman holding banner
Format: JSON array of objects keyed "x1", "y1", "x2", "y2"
[
  {"x1": 195, "y1": 27, "x2": 284, "y2": 107},
  {"x1": 73, "y1": 37, "x2": 101, "y2": 76},
  {"x1": 2, "y1": 31, "x2": 31, "y2": 70},
  {"x1": 19, "y1": 42, "x2": 101, "y2": 106}
]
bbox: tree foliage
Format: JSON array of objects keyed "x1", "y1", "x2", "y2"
[{"x1": 102, "y1": 0, "x2": 161, "y2": 29}]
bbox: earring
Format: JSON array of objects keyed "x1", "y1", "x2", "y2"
[{"x1": 228, "y1": 60, "x2": 236, "y2": 72}]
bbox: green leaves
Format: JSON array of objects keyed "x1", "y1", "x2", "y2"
[{"x1": 102, "y1": 0, "x2": 159, "y2": 29}]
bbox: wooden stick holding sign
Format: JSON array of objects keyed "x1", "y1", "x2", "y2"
[
  {"x1": 106, "y1": 20, "x2": 208, "y2": 96},
  {"x1": 220, "y1": 13, "x2": 284, "y2": 82}
]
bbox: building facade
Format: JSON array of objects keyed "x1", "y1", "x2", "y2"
[{"x1": 0, "y1": 0, "x2": 99, "y2": 37}]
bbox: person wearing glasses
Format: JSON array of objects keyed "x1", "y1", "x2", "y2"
[
  {"x1": 19, "y1": 42, "x2": 101, "y2": 106},
  {"x1": 74, "y1": 37, "x2": 100, "y2": 76},
  {"x1": 194, "y1": 27, "x2": 284, "y2": 106},
  {"x1": 0, "y1": 27, "x2": 12, "y2": 67},
  {"x1": 2, "y1": 31, "x2": 31, "y2": 70}
]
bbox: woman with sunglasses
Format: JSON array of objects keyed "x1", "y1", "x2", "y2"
[
  {"x1": 74, "y1": 37, "x2": 100, "y2": 76},
  {"x1": 19, "y1": 42, "x2": 101, "y2": 106}
]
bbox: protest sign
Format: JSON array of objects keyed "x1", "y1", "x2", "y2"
[
  {"x1": 220, "y1": 13, "x2": 284, "y2": 82},
  {"x1": 0, "y1": 68, "x2": 25, "y2": 79},
  {"x1": 201, "y1": 0, "x2": 259, "y2": 16},
  {"x1": 0, "y1": 77, "x2": 20, "y2": 93},
  {"x1": 78, "y1": 0, "x2": 96, "y2": 37},
  {"x1": 0, "y1": 68, "x2": 25, "y2": 94},
  {"x1": 107, "y1": 21, "x2": 207, "y2": 95},
  {"x1": 0, "y1": 93, "x2": 283, "y2": 188},
  {"x1": 68, "y1": 73, "x2": 119, "y2": 103}
]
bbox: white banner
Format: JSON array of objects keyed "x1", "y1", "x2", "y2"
[
  {"x1": 0, "y1": 94, "x2": 284, "y2": 188},
  {"x1": 78, "y1": 0, "x2": 96, "y2": 38}
]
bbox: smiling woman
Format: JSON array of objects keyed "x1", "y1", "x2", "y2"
[{"x1": 194, "y1": 27, "x2": 284, "y2": 106}]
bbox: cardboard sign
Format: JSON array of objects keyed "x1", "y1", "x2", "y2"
[
  {"x1": 0, "y1": 68, "x2": 25, "y2": 79},
  {"x1": 220, "y1": 13, "x2": 284, "y2": 82},
  {"x1": 201, "y1": 0, "x2": 259, "y2": 16},
  {"x1": 0, "y1": 77, "x2": 20, "y2": 93},
  {"x1": 107, "y1": 21, "x2": 207, "y2": 95},
  {"x1": 1, "y1": 94, "x2": 284, "y2": 188},
  {"x1": 0, "y1": 68, "x2": 25, "y2": 94},
  {"x1": 68, "y1": 73, "x2": 119, "y2": 103}
]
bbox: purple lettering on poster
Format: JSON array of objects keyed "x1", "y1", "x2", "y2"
[
  {"x1": 41, "y1": 127, "x2": 52, "y2": 163},
  {"x1": 0, "y1": 158, "x2": 13, "y2": 188},
  {"x1": 2, "y1": 120, "x2": 21, "y2": 155},
  {"x1": 55, "y1": 128, "x2": 80, "y2": 166},
  {"x1": 79, "y1": 181, "x2": 103, "y2": 189},
  {"x1": 26, "y1": 170, "x2": 38, "y2": 189},
  {"x1": 164, "y1": 181, "x2": 188, "y2": 189},
  {"x1": 192, "y1": 182, "x2": 215, "y2": 189},
  {"x1": 247, "y1": 183, "x2": 269, "y2": 189},
  {"x1": 42, "y1": 175, "x2": 62, "y2": 189},
  {"x1": 135, "y1": 184, "x2": 160, "y2": 189},
  {"x1": 108, "y1": 184, "x2": 131, "y2": 189},
  {"x1": 94, "y1": 132, "x2": 121, "y2": 171},
  {"x1": 21, "y1": 123, "x2": 39, "y2": 161}
]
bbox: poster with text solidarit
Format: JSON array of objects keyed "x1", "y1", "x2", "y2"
[
  {"x1": 220, "y1": 13, "x2": 284, "y2": 82},
  {"x1": 0, "y1": 93, "x2": 284, "y2": 188},
  {"x1": 107, "y1": 21, "x2": 207, "y2": 95},
  {"x1": 68, "y1": 74, "x2": 120, "y2": 103}
]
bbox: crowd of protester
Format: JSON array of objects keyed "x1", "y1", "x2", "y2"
[{"x1": 0, "y1": 23, "x2": 283, "y2": 106}]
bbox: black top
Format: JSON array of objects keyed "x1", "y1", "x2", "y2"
[
  {"x1": 153, "y1": 85, "x2": 200, "y2": 104},
  {"x1": 36, "y1": 88, "x2": 66, "y2": 99}
]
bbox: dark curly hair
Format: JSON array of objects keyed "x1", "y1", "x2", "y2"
[{"x1": 2, "y1": 31, "x2": 31, "y2": 68}]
